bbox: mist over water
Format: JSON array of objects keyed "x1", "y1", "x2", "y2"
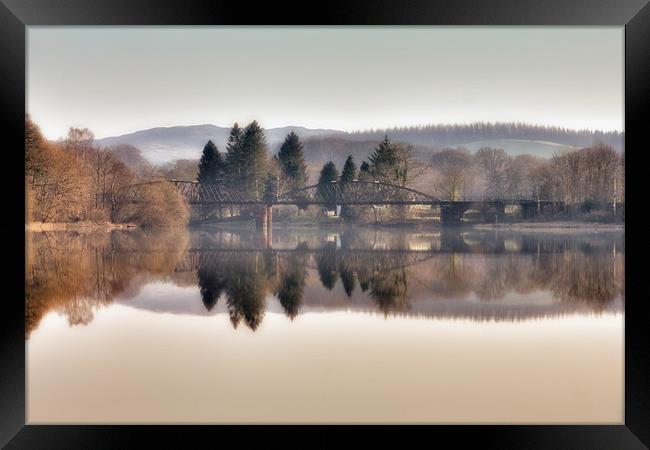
[{"x1": 26, "y1": 227, "x2": 624, "y2": 423}]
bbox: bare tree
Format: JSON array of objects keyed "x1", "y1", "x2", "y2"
[
  {"x1": 474, "y1": 147, "x2": 511, "y2": 198},
  {"x1": 430, "y1": 147, "x2": 475, "y2": 200},
  {"x1": 394, "y1": 143, "x2": 428, "y2": 188}
]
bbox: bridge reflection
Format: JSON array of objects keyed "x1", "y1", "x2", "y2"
[{"x1": 26, "y1": 228, "x2": 624, "y2": 335}]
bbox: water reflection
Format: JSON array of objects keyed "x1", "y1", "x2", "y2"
[{"x1": 26, "y1": 227, "x2": 624, "y2": 335}]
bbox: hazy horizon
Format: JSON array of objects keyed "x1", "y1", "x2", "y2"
[{"x1": 28, "y1": 26, "x2": 624, "y2": 140}]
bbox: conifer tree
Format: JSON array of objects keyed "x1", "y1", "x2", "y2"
[
  {"x1": 358, "y1": 161, "x2": 371, "y2": 180},
  {"x1": 318, "y1": 161, "x2": 339, "y2": 185},
  {"x1": 239, "y1": 121, "x2": 269, "y2": 199},
  {"x1": 277, "y1": 131, "x2": 308, "y2": 191},
  {"x1": 339, "y1": 155, "x2": 357, "y2": 184},
  {"x1": 368, "y1": 134, "x2": 398, "y2": 182},
  {"x1": 339, "y1": 155, "x2": 358, "y2": 221},
  {"x1": 224, "y1": 123, "x2": 243, "y2": 184},
  {"x1": 197, "y1": 140, "x2": 224, "y2": 184},
  {"x1": 317, "y1": 161, "x2": 339, "y2": 202}
]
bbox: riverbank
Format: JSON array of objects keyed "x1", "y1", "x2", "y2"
[{"x1": 26, "y1": 221, "x2": 138, "y2": 232}]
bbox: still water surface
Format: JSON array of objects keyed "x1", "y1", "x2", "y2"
[{"x1": 26, "y1": 227, "x2": 624, "y2": 423}]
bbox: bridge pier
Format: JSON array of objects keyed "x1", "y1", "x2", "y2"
[
  {"x1": 255, "y1": 205, "x2": 273, "y2": 247},
  {"x1": 521, "y1": 202, "x2": 539, "y2": 219},
  {"x1": 440, "y1": 204, "x2": 467, "y2": 225}
]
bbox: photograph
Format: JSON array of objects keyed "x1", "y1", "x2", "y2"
[{"x1": 22, "y1": 25, "x2": 627, "y2": 425}]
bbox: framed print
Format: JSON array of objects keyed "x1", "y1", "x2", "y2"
[{"x1": 1, "y1": 0, "x2": 648, "y2": 448}]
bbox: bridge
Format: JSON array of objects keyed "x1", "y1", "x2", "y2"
[{"x1": 125, "y1": 179, "x2": 562, "y2": 226}]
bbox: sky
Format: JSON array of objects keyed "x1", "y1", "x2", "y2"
[{"x1": 27, "y1": 27, "x2": 624, "y2": 140}]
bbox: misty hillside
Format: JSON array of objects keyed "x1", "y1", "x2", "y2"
[
  {"x1": 96, "y1": 124, "x2": 345, "y2": 164},
  {"x1": 346, "y1": 122, "x2": 624, "y2": 150},
  {"x1": 98, "y1": 122, "x2": 623, "y2": 165}
]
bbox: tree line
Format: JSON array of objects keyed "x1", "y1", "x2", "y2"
[
  {"x1": 25, "y1": 116, "x2": 189, "y2": 227},
  {"x1": 346, "y1": 121, "x2": 623, "y2": 150},
  {"x1": 430, "y1": 144, "x2": 624, "y2": 207},
  {"x1": 26, "y1": 115, "x2": 623, "y2": 227},
  {"x1": 195, "y1": 121, "x2": 310, "y2": 200},
  {"x1": 194, "y1": 123, "x2": 624, "y2": 220}
]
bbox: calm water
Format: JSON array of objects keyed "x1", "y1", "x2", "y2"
[{"x1": 26, "y1": 227, "x2": 624, "y2": 423}]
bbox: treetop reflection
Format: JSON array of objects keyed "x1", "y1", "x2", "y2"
[{"x1": 26, "y1": 228, "x2": 624, "y2": 335}]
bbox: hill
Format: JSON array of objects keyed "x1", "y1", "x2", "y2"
[
  {"x1": 96, "y1": 124, "x2": 345, "y2": 164},
  {"x1": 97, "y1": 122, "x2": 623, "y2": 166}
]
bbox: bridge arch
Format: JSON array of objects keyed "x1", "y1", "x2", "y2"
[{"x1": 276, "y1": 180, "x2": 441, "y2": 205}]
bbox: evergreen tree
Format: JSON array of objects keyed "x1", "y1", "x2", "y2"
[
  {"x1": 368, "y1": 134, "x2": 398, "y2": 181},
  {"x1": 239, "y1": 121, "x2": 270, "y2": 199},
  {"x1": 339, "y1": 155, "x2": 357, "y2": 184},
  {"x1": 317, "y1": 161, "x2": 339, "y2": 203},
  {"x1": 197, "y1": 140, "x2": 225, "y2": 184},
  {"x1": 263, "y1": 172, "x2": 278, "y2": 204},
  {"x1": 339, "y1": 155, "x2": 357, "y2": 220},
  {"x1": 358, "y1": 161, "x2": 371, "y2": 180},
  {"x1": 318, "y1": 161, "x2": 339, "y2": 185},
  {"x1": 224, "y1": 123, "x2": 243, "y2": 185},
  {"x1": 277, "y1": 131, "x2": 308, "y2": 191}
]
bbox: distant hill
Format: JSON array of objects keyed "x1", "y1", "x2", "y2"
[
  {"x1": 97, "y1": 122, "x2": 623, "y2": 165},
  {"x1": 346, "y1": 122, "x2": 624, "y2": 151},
  {"x1": 96, "y1": 124, "x2": 345, "y2": 164}
]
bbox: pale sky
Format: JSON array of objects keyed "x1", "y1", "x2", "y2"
[{"x1": 27, "y1": 26, "x2": 624, "y2": 140}]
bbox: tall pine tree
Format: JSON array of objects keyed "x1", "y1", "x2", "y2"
[
  {"x1": 318, "y1": 161, "x2": 339, "y2": 185},
  {"x1": 239, "y1": 121, "x2": 269, "y2": 199},
  {"x1": 339, "y1": 155, "x2": 358, "y2": 221},
  {"x1": 317, "y1": 161, "x2": 339, "y2": 203},
  {"x1": 368, "y1": 134, "x2": 398, "y2": 182},
  {"x1": 339, "y1": 155, "x2": 357, "y2": 184},
  {"x1": 277, "y1": 131, "x2": 308, "y2": 191},
  {"x1": 197, "y1": 140, "x2": 225, "y2": 184},
  {"x1": 224, "y1": 123, "x2": 243, "y2": 184}
]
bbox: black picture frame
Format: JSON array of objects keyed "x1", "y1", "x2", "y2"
[{"x1": 1, "y1": 1, "x2": 647, "y2": 448}]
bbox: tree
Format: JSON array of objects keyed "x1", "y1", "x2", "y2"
[
  {"x1": 317, "y1": 161, "x2": 339, "y2": 202},
  {"x1": 431, "y1": 147, "x2": 475, "y2": 201},
  {"x1": 339, "y1": 155, "x2": 357, "y2": 184},
  {"x1": 474, "y1": 147, "x2": 511, "y2": 198},
  {"x1": 224, "y1": 123, "x2": 243, "y2": 183},
  {"x1": 277, "y1": 131, "x2": 308, "y2": 192},
  {"x1": 61, "y1": 127, "x2": 95, "y2": 162},
  {"x1": 505, "y1": 154, "x2": 544, "y2": 198},
  {"x1": 89, "y1": 147, "x2": 128, "y2": 215},
  {"x1": 359, "y1": 161, "x2": 371, "y2": 179},
  {"x1": 238, "y1": 121, "x2": 269, "y2": 199},
  {"x1": 264, "y1": 155, "x2": 284, "y2": 201},
  {"x1": 368, "y1": 134, "x2": 398, "y2": 181},
  {"x1": 160, "y1": 159, "x2": 199, "y2": 181},
  {"x1": 114, "y1": 182, "x2": 189, "y2": 228},
  {"x1": 108, "y1": 144, "x2": 152, "y2": 177},
  {"x1": 197, "y1": 140, "x2": 225, "y2": 184},
  {"x1": 318, "y1": 161, "x2": 339, "y2": 185},
  {"x1": 339, "y1": 155, "x2": 358, "y2": 220},
  {"x1": 25, "y1": 116, "x2": 47, "y2": 182},
  {"x1": 394, "y1": 143, "x2": 427, "y2": 188},
  {"x1": 26, "y1": 118, "x2": 85, "y2": 222}
]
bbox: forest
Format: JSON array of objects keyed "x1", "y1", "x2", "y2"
[
  {"x1": 345, "y1": 122, "x2": 624, "y2": 150},
  {"x1": 26, "y1": 116, "x2": 625, "y2": 227}
]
